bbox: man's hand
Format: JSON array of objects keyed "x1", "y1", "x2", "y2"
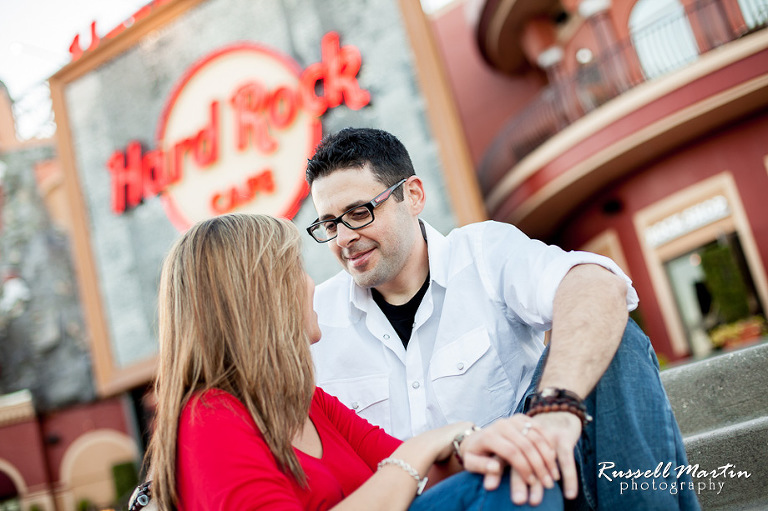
[
  {"x1": 459, "y1": 414, "x2": 560, "y2": 503},
  {"x1": 509, "y1": 412, "x2": 582, "y2": 505}
]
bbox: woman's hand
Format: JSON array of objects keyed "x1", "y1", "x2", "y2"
[
  {"x1": 431, "y1": 421, "x2": 475, "y2": 463},
  {"x1": 517, "y1": 411, "x2": 582, "y2": 504},
  {"x1": 458, "y1": 414, "x2": 560, "y2": 503}
]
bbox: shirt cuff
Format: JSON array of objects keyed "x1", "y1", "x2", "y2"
[{"x1": 536, "y1": 251, "x2": 639, "y2": 320}]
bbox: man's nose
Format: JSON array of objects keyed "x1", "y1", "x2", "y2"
[{"x1": 335, "y1": 222, "x2": 359, "y2": 247}]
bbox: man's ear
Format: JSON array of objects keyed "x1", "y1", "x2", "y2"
[{"x1": 404, "y1": 176, "x2": 426, "y2": 215}]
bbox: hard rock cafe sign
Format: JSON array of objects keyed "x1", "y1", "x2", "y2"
[{"x1": 106, "y1": 32, "x2": 369, "y2": 230}]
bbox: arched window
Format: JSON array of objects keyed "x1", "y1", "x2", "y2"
[
  {"x1": 738, "y1": 0, "x2": 768, "y2": 29},
  {"x1": 0, "y1": 464, "x2": 24, "y2": 511},
  {"x1": 0, "y1": 470, "x2": 20, "y2": 511},
  {"x1": 629, "y1": 0, "x2": 700, "y2": 79}
]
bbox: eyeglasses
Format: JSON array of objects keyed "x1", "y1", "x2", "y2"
[{"x1": 307, "y1": 178, "x2": 408, "y2": 243}]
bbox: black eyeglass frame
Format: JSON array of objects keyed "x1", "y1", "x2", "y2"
[{"x1": 306, "y1": 178, "x2": 408, "y2": 243}]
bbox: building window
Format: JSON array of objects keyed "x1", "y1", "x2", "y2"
[
  {"x1": 0, "y1": 470, "x2": 20, "y2": 511},
  {"x1": 633, "y1": 172, "x2": 768, "y2": 358},
  {"x1": 738, "y1": 0, "x2": 768, "y2": 30},
  {"x1": 664, "y1": 233, "x2": 765, "y2": 357},
  {"x1": 629, "y1": 0, "x2": 700, "y2": 79}
]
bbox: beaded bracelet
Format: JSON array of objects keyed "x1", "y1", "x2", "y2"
[
  {"x1": 378, "y1": 457, "x2": 429, "y2": 495},
  {"x1": 526, "y1": 387, "x2": 593, "y2": 428}
]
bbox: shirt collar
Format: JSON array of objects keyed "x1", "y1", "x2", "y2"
[
  {"x1": 349, "y1": 274, "x2": 370, "y2": 314},
  {"x1": 420, "y1": 219, "x2": 449, "y2": 288},
  {"x1": 346, "y1": 219, "x2": 449, "y2": 314}
]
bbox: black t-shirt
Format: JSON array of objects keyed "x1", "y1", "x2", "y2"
[{"x1": 371, "y1": 273, "x2": 430, "y2": 349}]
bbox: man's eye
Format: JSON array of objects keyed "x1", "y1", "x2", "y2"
[
  {"x1": 324, "y1": 222, "x2": 338, "y2": 233},
  {"x1": 348, "y1": 208, "x2": 370, "y2": 221}
]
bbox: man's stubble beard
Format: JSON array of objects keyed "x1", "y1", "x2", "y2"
[{"x1": 350, "y1": 228, "x2": 414, "y2": 291}]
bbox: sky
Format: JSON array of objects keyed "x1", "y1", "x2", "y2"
[
  {"x1": 0, "y1": 0, "x2": 150, "y2": 98},
  {"x1": 0, "y1": 0, "x2": 454, "y2": 139},
  {"x1": 0, "y1": 0, "x2": 150, "y2": 138},
  {"x1": 0, "y1": 0, "x2": 455, "y2": 98}
]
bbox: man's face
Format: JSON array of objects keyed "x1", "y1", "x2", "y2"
[{"x1": 310, "y1": 166, "x2": 417, "y2": 289}]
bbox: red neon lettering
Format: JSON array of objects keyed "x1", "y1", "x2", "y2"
[
  {"x1": 210, "y1": 192, "x2": 232, "y2": 215},
  {"x1": 230, "y1": 83, "x2": 278, "y2": 153},
  {"x1": 210, "y1": 169, "x2": 275, "y2": 214},
  {"x1": 142, "y1": 149, "x2": 167, "y2": 196},
  {"x1": 68, "y1": 0, "x2": 203, "y2": 62},
  {"x1": 88, "y1": 21, "x2": 100, "y2": 52},
  {"x1": 300, "y1": 63, "x2": 327, "y2": 116},
  {"x1": 105, "y1": 23, "x2": 127, "y2": 40},
  {"x1": 169, "y1": 101, "x2": 219, "y2": 181},
  {"x1": 107, "y1": 102, "x2": 219, "y2": 212},
  {"x1": 68, "y1": 35, "x2": 83, "y2": 61},
  {"x1": 68, "y1": 21, "x2": 99, "y2": 60},
  {"x1": 299, "y1": 32, "x2": 370, "y2": 117},
  {"x1": 269, "y1": 86, "x2": 299, "y2": 129},
  {"x1": 131, "y1": 4, "x2": 153, "y2": 23},
  {"x1": 320, "y1": 32, "x2": 369, "y2": 110},
  {"x1": 172, "y1": 138, "x2": 194, "y2": 183},
  {"x1": 194, "y1": 101, "x2": 219, "y2": 166},
  {"x1": 107, "y1": 142, "x2": 143, "y2": 213},
  {"x1": 247, "y1": 169, "x2": 275, "y2": 194},
  {"x1": 105, "y1": 32, "x2": 369, "y2": 217}
]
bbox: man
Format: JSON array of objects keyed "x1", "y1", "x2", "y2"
[{"x1": 306, "y1": 128, "x2": 698, "y2": 509}]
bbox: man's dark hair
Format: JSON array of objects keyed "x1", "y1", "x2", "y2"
[{"x1": 306, "y1": 128, "x2": 415, "y2": 200}]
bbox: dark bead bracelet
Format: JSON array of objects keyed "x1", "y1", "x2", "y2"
[{"x1": 526, "y1": 387, "x2": 593, "y2": 428}]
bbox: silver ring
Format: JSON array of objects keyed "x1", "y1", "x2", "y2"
[{"x1": 521, "y1": 421, "x2": 532, "y2": 436}]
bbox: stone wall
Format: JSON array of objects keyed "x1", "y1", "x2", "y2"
[{"x1": 0, "y1": 144, "x2": 95, "y2": 411}]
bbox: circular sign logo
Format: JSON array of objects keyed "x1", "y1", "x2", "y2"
[{"x1": 156, "y1": 43, "x2": 321, "y2": 230}]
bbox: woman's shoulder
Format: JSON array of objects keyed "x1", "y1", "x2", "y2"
[
  {"x1": 310, "y1": 386, "x2": 356, "y2": 424},
  {"x1": 181, "y1": 388, "x2": 252, "y2": 428},
  {"x1": 311, "y1": 386, "x2": 336, "y2": 411}
]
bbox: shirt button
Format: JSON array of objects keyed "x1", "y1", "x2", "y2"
[
  {"x1": 412, "y1": 381, "x2": 420, "y2": 389},
  {"x1": 351, "y1": 402, "x2": 359, "y2": 410},
  {"x1": 457, "y1": 362, "x2": 465, "y2": 371},
  {"x1": 383, "y1": 334, "x2": 390, "y2": 340}
]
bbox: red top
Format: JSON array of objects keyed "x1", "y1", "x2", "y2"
[{"x1": 177, "y1": 387, "x2": 402, "y2": 510}]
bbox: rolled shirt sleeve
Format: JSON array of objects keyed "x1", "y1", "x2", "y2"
[{"x1": 477, "y1": 221, "x2": 638, "y2": 330}]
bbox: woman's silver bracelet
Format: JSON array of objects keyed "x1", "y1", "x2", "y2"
[{"x1": 377, "y1": 457, "x2": 429, "y2": 495}]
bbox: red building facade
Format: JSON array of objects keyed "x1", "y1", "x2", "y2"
[
  {"x1": 2, "y1": 1, "x2": 767, "y2": 509},
  {"x1": 430, "y1": 0, "x2": 768, "y2": 362}
]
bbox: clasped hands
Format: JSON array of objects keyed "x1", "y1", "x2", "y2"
[{"x1": 459, "y1": 412, "x2": 583, "y2": 506}]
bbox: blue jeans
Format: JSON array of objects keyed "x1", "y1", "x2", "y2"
[
  {"x1": 411, "y1": 319, "x2": 700, "y2": 510},
  {"x1": 409, "y1": 470, "x2": 564, "y2": 511},
  {"x1": 516, "y1": 318, "x2": 700, "y2": 510}
]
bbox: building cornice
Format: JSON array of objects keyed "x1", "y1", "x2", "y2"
[{"x1": 0, "y1": 389, "x2": 36, "y2": 428}]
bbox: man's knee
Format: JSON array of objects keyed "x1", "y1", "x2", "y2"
[{"x1": 616, "y1": 317, "x2": 657, "y2": 366}]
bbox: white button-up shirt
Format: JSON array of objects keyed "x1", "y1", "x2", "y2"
[{"x1": 311, "y1": 220, "x2": 638, "y2": 439}]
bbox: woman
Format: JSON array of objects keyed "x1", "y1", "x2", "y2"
[{"x1": 143, "y1": 214, "x2": 562, "y2": 510}]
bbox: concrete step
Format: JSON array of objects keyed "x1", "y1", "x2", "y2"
[
  {"x1": 661, "y1": 340, "x2": 768, "y2": 436},
  {"x1": 660, "y1": 340, "x2": 768, "y2": 510},
  {"x1": 682, "y1": 416, "x2": 768, "y2": 511}
]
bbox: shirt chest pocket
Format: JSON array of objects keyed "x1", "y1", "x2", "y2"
[
  {"x1": 429, "y1": 327, "x2": 515, "y2": 426},
  {"x1": 318, "y1": 374, "x2": 391, "y2": 432}
]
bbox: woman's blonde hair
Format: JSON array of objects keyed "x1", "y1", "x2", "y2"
[{"x1": 146, "y1": 214, "x2": 315, "y2": 510}]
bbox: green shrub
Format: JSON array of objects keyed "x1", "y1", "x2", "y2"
[
  {"x1": 700, "y1": 243, "x2": 750, "y2": 323},
  {"x1": 113, "y1": 461, "x2": 139, "y2": 509}
]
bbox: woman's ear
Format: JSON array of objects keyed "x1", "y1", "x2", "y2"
[{"x1": 404, "y1": 176, "x2": 426, "y2": 215}]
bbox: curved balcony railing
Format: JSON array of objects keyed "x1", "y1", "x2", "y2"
[{"x1": 478, "y1": 0, "x2": 768, "y2": 194}]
